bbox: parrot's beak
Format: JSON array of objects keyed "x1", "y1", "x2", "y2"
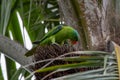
[{"x1": 71, "y1": 41, "x2": 77, "y2": 45}]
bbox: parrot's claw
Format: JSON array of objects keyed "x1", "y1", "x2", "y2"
[{"x1": 51, "y1": 43, "x2": 60, "y2": 46}]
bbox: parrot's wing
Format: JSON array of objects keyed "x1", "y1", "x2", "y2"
[{"x1": 33, "y1": 25, "x2": 63, "y2": 44}]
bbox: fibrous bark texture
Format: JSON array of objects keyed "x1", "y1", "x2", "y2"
[{"x1": 58, "y1": 0, "x2": 120, "y2": 50}]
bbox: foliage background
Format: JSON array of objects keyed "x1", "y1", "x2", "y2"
[{"x1": 0, "y1": 0, "x2": 120, "y2": 80}]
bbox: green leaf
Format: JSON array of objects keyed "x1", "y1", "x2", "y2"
[
  {"x1": 63, "y1": 56, "x2": 104, "y2": 62},
  {"x1": 17, "y1": 0, "x2": 60, "y2": 42},
  {"x1": 8, "y1": 10, "x2": 24, "y2": 44},
  {"x1": 0, "y1": 0, "x2": 16, "y2": 34},
  {"x1": 10, "y1": 67, "x2": 30, "y2": 80},
  {"x1": 5, "y1": 57, "x2": 16, "y2": 80},
  {"x1": 0, "y1": 66, "x2": 4, "y2": 80},
  {"x1": 72, "y1": 51, "x2": 110, "y2": 55},
  {"x1": 52, "y1": 68, "x2": 118, "y2": 80},
  {"x1": 10, "y1": 67, "x2": 23, "y2": 80},
  {"x1": 35, "y1": 61, "x2": 103, "y2": 73},
  {"x1": 17, "y1": 0, "x2": 46, "y2": 41}
]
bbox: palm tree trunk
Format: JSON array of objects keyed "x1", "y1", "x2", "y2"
[{"x1": 58, "y1": 0, "x2": 120, "y2": 50}]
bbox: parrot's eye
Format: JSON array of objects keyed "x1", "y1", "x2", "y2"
[{"x1": 71, "y1": 41, "x2": 77, "y2": 44}]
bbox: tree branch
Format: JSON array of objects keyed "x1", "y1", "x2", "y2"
[{"x1": 0, "y1": 35, "x2": 33, "y2": 72}]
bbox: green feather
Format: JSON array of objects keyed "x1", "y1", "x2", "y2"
[{"x1": 33, "y1": 25, "x2": 63, "y2": 44}]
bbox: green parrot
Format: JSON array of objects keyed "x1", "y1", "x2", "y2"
[{"x1": 25, "y1": 25, "x2": 79, "y2": 57}]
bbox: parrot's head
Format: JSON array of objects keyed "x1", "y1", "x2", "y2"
[{"x1": 70, "y1": 29, "x2": 80, "y2": 45}]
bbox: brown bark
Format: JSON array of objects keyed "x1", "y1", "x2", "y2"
[
  {"x1": 58, "y1": 0, "x2": 120, "y2": 51},
  {"x1": 58, "y1": 0, "x2": 91, "y2": 50}
]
